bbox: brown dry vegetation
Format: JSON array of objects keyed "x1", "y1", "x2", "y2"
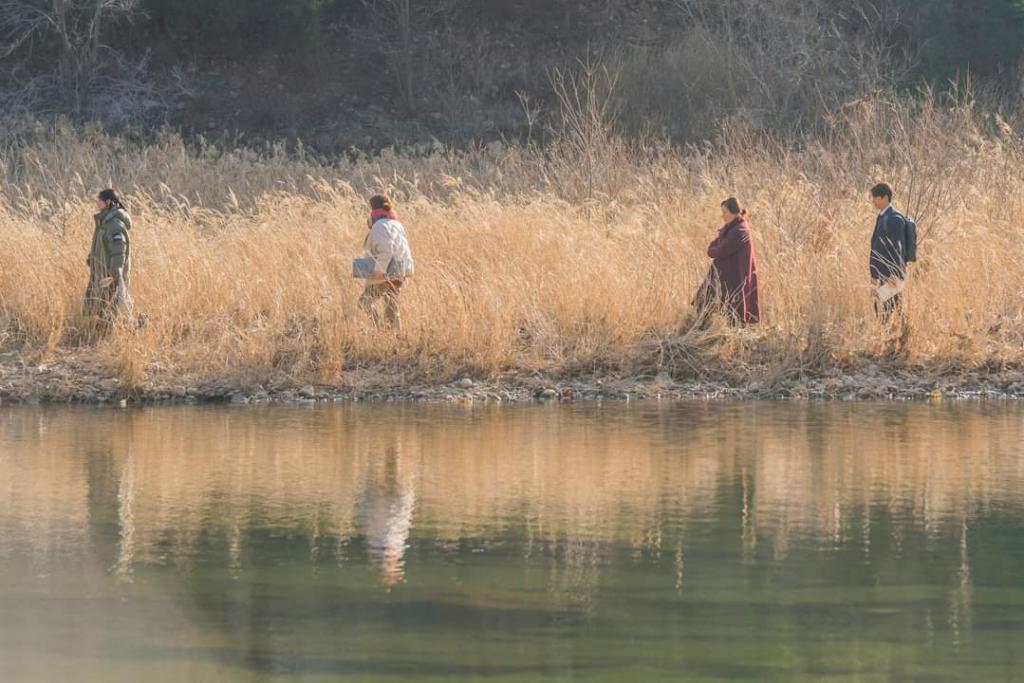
[{"x1": 0, "y1": 88, "x2": 1021, "y2": 392}]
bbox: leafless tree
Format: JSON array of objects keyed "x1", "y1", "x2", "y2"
[
  {"x1": 362, "y1": 0, "x2": 463, "y2": 113},
  {"x1": 653, "y1": 0, "x2": 905, "y2": 133},
  {"x1": 549, "y1": 54, "x2": 636, "y2": 204},
  {"x1": 0, "y1": 0, "x2": 139, "y2": 113}
]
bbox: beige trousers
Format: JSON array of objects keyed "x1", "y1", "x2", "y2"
[{"x1": 360, "y1": 280, "x2": 403, "y2": 330}]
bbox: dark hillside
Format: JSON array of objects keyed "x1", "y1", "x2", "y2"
[{"x1": 2, "y1": 0, "x2": 1023, "y2": 151}]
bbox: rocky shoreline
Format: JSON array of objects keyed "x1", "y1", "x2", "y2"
[{"x1": 2, "y1": 352, "x2": 1024, "y2": 406}]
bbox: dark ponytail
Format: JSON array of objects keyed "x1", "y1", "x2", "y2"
[
  {"x1": 98, "y1": 188, "x2": 125, "y2": 210},
  {"x1": 721, "y1": 196, "x2": 746, "y2": 217}
]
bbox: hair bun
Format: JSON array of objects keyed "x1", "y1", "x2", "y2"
[
  {"x1": 370, "y1": 194, "x2": 394, "y2": 211},
  {"x1": 98, "y1": 188, "x2": 125, "y2": 209},
  {"x1": 721, "y1": 196, "x2": 744, "y2": 217}
]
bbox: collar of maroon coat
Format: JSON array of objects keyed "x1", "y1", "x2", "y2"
[{"x1": 721, "y1": 216, "x2": 747, "y2": 233}]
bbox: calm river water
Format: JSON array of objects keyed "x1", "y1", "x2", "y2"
[{"x1": 1, "y1": 402, "x2": 1023, "y2": 682}]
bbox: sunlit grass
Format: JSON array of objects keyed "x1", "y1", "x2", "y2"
[{"x1": 1, "y1": 92, "x2": 1021, "y2": 389}]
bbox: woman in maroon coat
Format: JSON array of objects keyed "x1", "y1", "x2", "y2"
[{"x1": 692, "y1": 197, "x2": 760, "y2": 325}]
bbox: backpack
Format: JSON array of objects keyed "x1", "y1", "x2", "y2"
[{"x1": 893, "y1": 211, "x2": 918, "y2": 263}]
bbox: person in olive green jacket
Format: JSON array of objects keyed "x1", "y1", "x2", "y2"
[{"x1": 84, "y1": 189, "x2": 133, "y2": 329}]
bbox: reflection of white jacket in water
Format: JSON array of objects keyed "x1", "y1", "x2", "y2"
[
  {"x1": 364, "y1": 218, "x2": 415, "y2": 280},
  {"x1": 362, "y1": 486, "x2": 416, "y2": 585}
]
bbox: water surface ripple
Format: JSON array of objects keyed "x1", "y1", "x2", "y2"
[{"x1": 1, "y1": 402, "x2": 1023, "y2": 681}]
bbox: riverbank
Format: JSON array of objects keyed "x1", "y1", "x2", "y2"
[
  {"x1": 2, "y1": 350, "x2": 1023, "y2": 405},
  {"x1": 4, "y1": 101, "x2": 1024, "y2": 395}
]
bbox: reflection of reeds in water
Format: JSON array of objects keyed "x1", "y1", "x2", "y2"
[
  {"x1": 749, "y1": 406, "x2": 1024, "y2": 557},
  {"x1": 0, "y1": 405, "x2": 1022, "y2": 578},
  {"x1": 0, "y1": 411, "x2": 90, "y2": 560}
]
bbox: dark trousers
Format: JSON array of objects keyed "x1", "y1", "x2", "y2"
[
  {"x1": 874, "y1": 291, "x2": 909, "y2": 353},
  {"x1": 874, "y1": 293, "x2": 902, "y2": 322}
]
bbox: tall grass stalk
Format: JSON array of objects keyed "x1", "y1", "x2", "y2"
[{"x1": 1, "y1": 91, "x2": 1021, "y2": 389}]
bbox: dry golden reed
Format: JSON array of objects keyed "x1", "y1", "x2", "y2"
[{"x1": 0, "y1": 92, "x2": 1021, "y2": 390}]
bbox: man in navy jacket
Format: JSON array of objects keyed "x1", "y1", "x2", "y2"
[{"x1": 869, "y1": 183, "x2": 910, "y2": 318}]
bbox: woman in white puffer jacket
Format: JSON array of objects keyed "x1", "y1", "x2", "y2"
[{"x1": 360, "y1": 194, "x2": 414, "y2": 330}]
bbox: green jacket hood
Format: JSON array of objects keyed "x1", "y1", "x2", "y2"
[{"x1": 95, "y1": 206, "x2": 132, "y2": 230}]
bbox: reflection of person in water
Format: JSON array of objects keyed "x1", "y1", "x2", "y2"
[{"x1": 358, "y1": 444, "x2": 416, "y2": 587}]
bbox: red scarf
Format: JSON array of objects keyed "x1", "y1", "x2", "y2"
[{"x1": 370, "y1": 208, "x2": 398, "y2": 222}]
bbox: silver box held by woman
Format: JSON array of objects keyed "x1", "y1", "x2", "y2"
[
  {"x1": 385, "y1": 258, "x2": 407, "y2": 279},
  {"x1": 352, "y1": 258, "x2": 377, "y2": 279},
  {"x1": 353, "y1": 257, "x2": 407, "y2": 279}
]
